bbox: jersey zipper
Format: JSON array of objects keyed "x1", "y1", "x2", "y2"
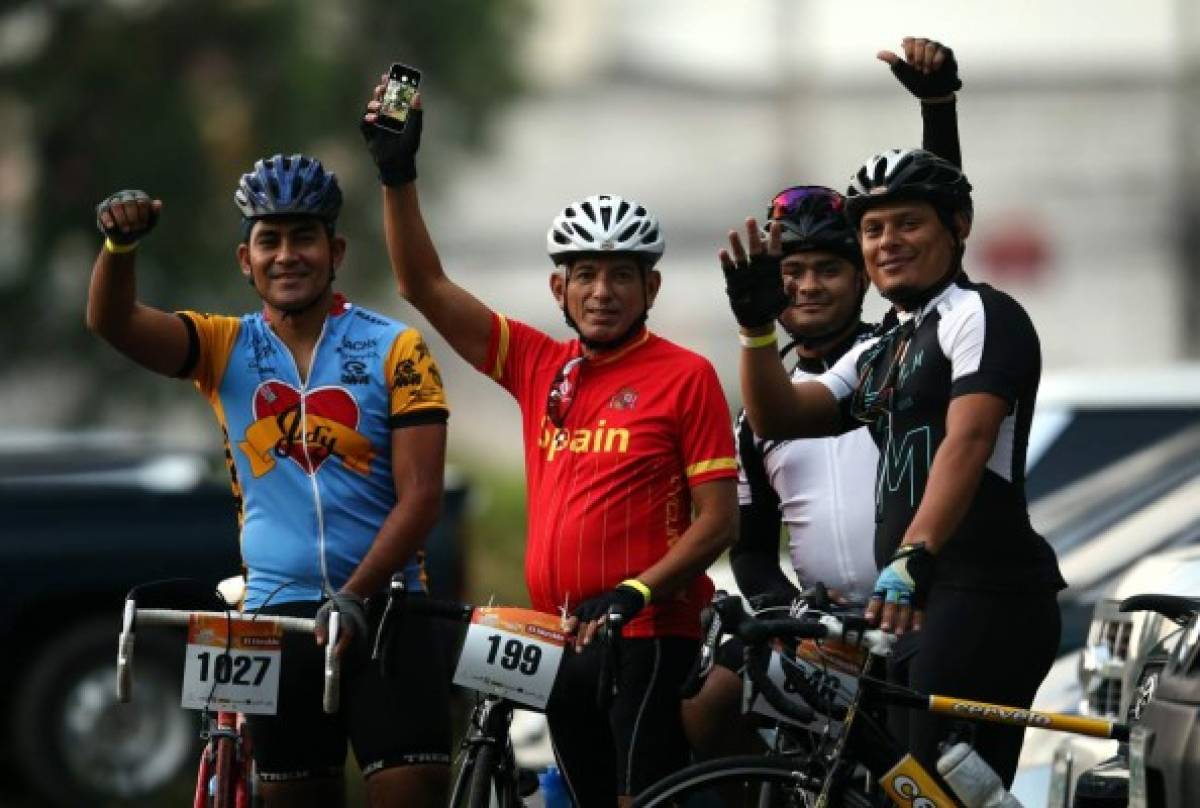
[
  {"x1": 825, "y1": 438, "x2": 854, "y2": 594},
  {"x1": 270, "y1": 318, "x2": 334, "y2": 598}
]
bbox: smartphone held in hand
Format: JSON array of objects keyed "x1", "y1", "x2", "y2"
[{"x1": 376, "y1": 62, "x2": 421, "y2": 133}]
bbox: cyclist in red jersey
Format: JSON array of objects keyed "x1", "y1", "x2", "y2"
[{"x1": 360, "y1": 83, "x2": 738, "y2": 805}]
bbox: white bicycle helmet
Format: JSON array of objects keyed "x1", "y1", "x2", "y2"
[{"x1": 546, "y1": 194, "x2": 665, "y2": 267}]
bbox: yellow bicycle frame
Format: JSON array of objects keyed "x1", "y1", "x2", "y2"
[{"x1": 875, "y1": 694, "x2": 1129, "y2": 806}]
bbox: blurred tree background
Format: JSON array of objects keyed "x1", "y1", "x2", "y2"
[{"x1": 0, "y1": 0, "x2": 531, "y2": 427}]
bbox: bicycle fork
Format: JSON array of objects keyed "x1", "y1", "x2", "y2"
[{"x1": 194, "y1": 711, "x2": 253, "y2": 808}]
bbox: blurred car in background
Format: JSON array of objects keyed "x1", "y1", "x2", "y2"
[
  {"x1": 0, "y1": 433, "x2": 469, "y2": 807},
  {"x1": 1012, "y1": 546, "x2": 1200, "y2": 808},
  {"x1": 1027, "y1": 366, "x2": 1200, "y2": 654}
]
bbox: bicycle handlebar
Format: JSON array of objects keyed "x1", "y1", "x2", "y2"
[
  {"x1": 374, "y1": 575, "x2": 624, "y2": 713},
  {"x1": 116, "y1": 599, "x2": 341, "y2": 714}
]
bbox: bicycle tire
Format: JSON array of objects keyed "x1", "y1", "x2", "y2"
[
  {"x1": 633, "y1": 755, "x2": 821, "y2": 808},
  {"x1": 466, "y1": 743, "x2": 499, "y2": 808}
]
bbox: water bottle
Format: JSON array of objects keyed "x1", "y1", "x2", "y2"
[
  {"x1": 936, "y1": 742, "x2": 1024, "y2": 807},
  {"x1": 538, "y1": 765, "x2": 572, "y2": 808}
]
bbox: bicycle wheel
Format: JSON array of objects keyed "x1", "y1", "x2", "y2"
[
  {"x1": 466, "y1": 743, "x2": 496, "y2": 808},
  {"x1": 633, "y1": 755, "x2": 821, "y2": 808}
]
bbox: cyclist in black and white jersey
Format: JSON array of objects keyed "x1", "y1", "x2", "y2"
[
  {"x1": 684, "y1": 37, "x2": 966, "y2": 759},
  {"x1": 722, "y1": 145, "x2": 1065, "y2": 785},
  {"x1": 732, "y1": 37, "x2": 965, "y2": 610}
]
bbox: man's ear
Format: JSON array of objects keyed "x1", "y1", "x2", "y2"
[
  {"x1": 954, "y1": 211, "x2": 972, "y2": 242},
  {"x1": 644, "y1": 269, "x2": 662, "y2": 309},
  {"x1": 549, "y1": 269, "x2": 566, "y2": 308},
  {"x1": 237, "y1": 243, "x2": 252, "y2": 282},
  {"x1": 330, "y1": 234, "x2": 347, "y2": 269}
]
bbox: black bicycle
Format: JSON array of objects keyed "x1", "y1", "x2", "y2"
[
  {"x1": 375, "y1": 577, "x2": 623, "y2": 808},
  {"x1": 635, "y1": 593, "x2": 1130, "y2": 808}
]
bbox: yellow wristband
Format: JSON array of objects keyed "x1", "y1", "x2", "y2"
[
  {"x1": 104, "y1": 237, "x2": 139, "y2": 254},
  {"x1": 738, "y1": 331, "x2": 778, "y2": 349},
  {"x1": 620, "y1": 578, "x2": 652, "y2": 605}
]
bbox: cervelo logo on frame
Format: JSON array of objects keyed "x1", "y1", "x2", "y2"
[
  {"x1": 537, "y1": 416, "x2": 630, "y2": 462},
  {"x1": 881, "y1": 754, "x2": 953, "y2": 808}
]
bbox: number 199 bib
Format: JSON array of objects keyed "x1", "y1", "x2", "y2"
[{"x1": 452, "y1": 607, "x2": 566, "y2": 710}]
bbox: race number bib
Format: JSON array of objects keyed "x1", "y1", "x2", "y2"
[
  {"x1": 453, "y1": 607, "x2": 566, "y2": 709},
  {"x1": 181, "y1": 615, "x2": 282, "y2": 715}
]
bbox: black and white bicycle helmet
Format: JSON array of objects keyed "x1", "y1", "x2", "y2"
[
  {"x1": 234, "y1": 153, "x2": 342, "y2": 227},
  {"x1": 546, "y1": 194, "x2": 665, "y2": 267},
  {"x1": 845, "y1": 148, "x2": 972, "y2": 229}
]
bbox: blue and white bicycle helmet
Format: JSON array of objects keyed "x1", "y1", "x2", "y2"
[{"x1": 234, "y1": 153, "x2": 342, "y2": 230}]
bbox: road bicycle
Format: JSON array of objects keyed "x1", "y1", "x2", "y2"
[
  {"x1": 116, "y1": 581, "x2": 342, "y2": 808},
  {"x1": 634, "y1": 593, "x2": 1131, "y2": 808},
  {"x1": 374, "y1": 576, "x2": 623, "y2": 808}
]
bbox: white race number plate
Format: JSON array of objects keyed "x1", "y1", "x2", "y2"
[
  {"x1": 181, "y1": 615, "x2": 282, "y2": 715},
  {"x1": 453, "y1": 607, "x2": 566, "y2": 710}
]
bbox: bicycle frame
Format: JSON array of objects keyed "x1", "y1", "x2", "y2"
[
  {"x1": 193, "y1": 711, "x2": 254, "y2": 808},
  {"x1": 117, "y1": 593, "x2": 341, "y2": 808},
  {"x1": 448, "y1": 694, "x2": 526, "y2": 808},
  {"x1": 864, "y1": 693, "x2": 1129, "y2": 808},
  {"x1": 655, "y1": 595, "x2": 1133, "y2": 808}
]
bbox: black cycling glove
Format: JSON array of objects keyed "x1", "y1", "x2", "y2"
[
  {"x1": 890, "y1": 45, "x2": 962, "y2": 99},
  {"x1": 315, "y1": 590, "x2": 370, "y2": 654},
  {"x1": 360, "y1": 107, "x2": 423, "y2": 187},
  {"x1": 723, "y1": 252, "x2": 789, "y2": 330},
  {"x1": 572, "y1": 583, "x2": 647, "y2": 624},
  {"x1": 96, "y1": 189, "x2": 158, "y2": 246}
]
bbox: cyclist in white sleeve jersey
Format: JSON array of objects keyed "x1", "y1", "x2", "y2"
[{"x1": 684, "y1": 37, "x2": 965, "y2": 759}]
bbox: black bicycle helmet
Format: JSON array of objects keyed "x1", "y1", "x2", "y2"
[
  {"x1": 844, "y1": 148, "x2": 972, "y2": 229},
  {"x1": 766, "y1": 185, "x2": 862, "y2": 268},
  {"x1": 234, "y1": 153, "x2": 342, "y2": 228}
]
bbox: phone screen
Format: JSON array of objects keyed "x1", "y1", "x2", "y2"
[{"x1": 379, "y1": 63, "x2": 422, "y2": 132}]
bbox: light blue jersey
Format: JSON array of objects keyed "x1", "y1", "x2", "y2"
[{"x1": 179, "y1": 295, "x2": 449, "y2": 609}]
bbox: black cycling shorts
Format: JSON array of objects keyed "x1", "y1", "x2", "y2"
[
  {"x1": 245, "y1": 597, "x2": 451, "y2": 782},
  {"x1": 545, "y1": 636, "x2": 698, "y2": 805},
  {"x1": 886, "y1": 585, "x2": 1060, "y2": 788}
]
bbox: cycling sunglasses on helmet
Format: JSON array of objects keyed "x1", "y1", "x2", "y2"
[{"x1": 767, "y1": 186, "x2": 846, "y2": 222}]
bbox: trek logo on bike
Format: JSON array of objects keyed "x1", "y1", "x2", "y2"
[
  {"x1": 452, "y1": 607, "x2": 566, "y2": 710},
  {"x1": 880, "y1": 753, "x2": 955, "y2": 807},
  {"x1": 181, "y1": 615, "x2": 282, "y2": 715}
]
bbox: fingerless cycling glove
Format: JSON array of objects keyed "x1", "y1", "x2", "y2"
[
  {"x1": 96, "y1": 189, "x2": 158, "y2": 245},
  {"x1": 723, "y1": 252, "x2": 790, "y2": 330},
  {"x1": 891, "y1": 47, "x2": 962, "y2": 99},
  {"x1": 361, "y1": 108, "x2": 423, "y2": 187}
]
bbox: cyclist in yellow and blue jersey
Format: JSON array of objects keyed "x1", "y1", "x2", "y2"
[{"x1": 87, "y1": 154, "x2": 451, "y2": 808}]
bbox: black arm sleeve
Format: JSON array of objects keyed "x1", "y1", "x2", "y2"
[
  {"x1": 921, "y1": 100, "x2": 962, "y2": 169},
  {"x1": 731, "y1": 504, "x2": 799, "y2": 602},
  {"x1": 729, "y1": 412, "x2": 799, "y2": 601}
]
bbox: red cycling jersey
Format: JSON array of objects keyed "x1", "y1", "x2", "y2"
[{"x1": 481, "y1": 314, "x2": 736, "y2": 638}]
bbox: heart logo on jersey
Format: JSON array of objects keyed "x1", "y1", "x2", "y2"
[{"x1": 238, "y1": 381, "x2": 373, "y2": 477}]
